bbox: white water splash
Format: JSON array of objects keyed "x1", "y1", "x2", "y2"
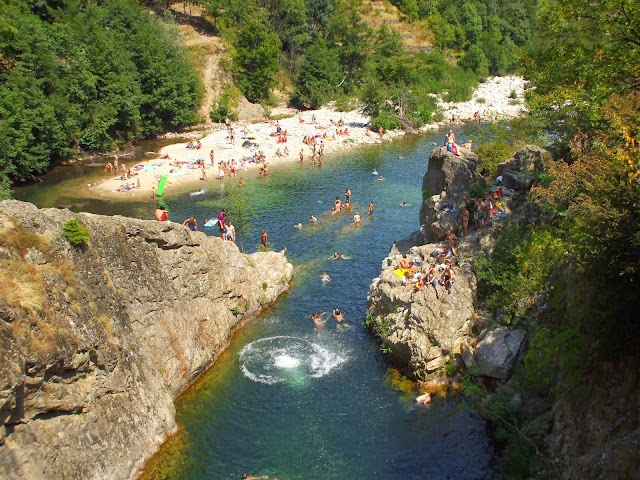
[{"x1": 239, "y1": 336, "x2": 348, "y2": 385}]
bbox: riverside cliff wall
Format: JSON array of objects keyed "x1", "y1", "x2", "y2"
[{"x1": 0, "y1": 200, "x2": 293, "y2": 480}]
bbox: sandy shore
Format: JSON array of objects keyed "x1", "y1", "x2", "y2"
[{"x1": 92, "y1": 76, "x2": 526, "y2": 198}]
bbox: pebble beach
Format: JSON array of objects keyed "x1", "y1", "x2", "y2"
[{"x1": 93, "y1": 76, "x2": 527, "y2": 198}]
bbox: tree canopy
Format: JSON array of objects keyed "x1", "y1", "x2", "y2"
[{"x1": 0, "y1": 0, "x2": 201, "y2": 187}]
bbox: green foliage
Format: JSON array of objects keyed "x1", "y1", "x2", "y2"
[
  {"x1": 293, "y1": 37, "x2": 342, "y2": 108},
  {"x1": 0, "y1": 178, "x2": 12, "y2": 200},
  {"x1": 458, "y1": 45, "x2": 489, "y2": 78},
  {"x1": 62, "y1": 219, "x2": 90, "y2": 247},
  {"x1": 522, "y1": 0, "x2": 640, "y2": 142},
  {"x1": 232, "y1": 19, "x2": 282, "y2": 103},
  {"x1": 210, "y1": 85, "x2": 239, "y2": 123},
  {"x1": 443, "y1": 356, "x2": 457, "y2": 377},
  {"x1": 474, "y1": 140, "x2": 513, "y2": 177},
  {"x1": 363, "y1": 312, "x2": 392, "y2": 339},
  {"x1": 463, "y1": 372, "x2": 539, "y2": 479},
  {"x1": 0, "y1": 0, "x2": 200, "y2": 182},
  {"x1": 474, "y1": 222, "x2": 564, "y2": 319}
]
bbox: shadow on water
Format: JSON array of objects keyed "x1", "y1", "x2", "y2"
[{"x1": 15, "y1": 126, "x2": 500, "y2": 480}]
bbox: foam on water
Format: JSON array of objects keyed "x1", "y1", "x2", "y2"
[
  {"x1": 274, "y1": 355, "x2": 300, "y2": 369},
  {"x1": 239, "y1": 336, "x2": 348, "y2": 385}
]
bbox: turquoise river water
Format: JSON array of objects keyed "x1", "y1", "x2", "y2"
[{"x1": 14, "y1": 123, "x2": 500, "y2": 480}]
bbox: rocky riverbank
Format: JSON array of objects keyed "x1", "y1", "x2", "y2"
[
  {"x1": 367, "y1": 144, "x2": 640, "y2": 479},
  {"x1": 366, "y1": 145, "x2": 541, "y2": 383},
  {"x1": 0, "y1": 200, "x2": 293, "y2": 480}
]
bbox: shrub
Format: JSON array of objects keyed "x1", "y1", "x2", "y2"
[{"x1": 63, "y1": 219, "x2": 90, "y2": 246}]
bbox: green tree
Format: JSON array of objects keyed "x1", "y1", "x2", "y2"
[
  {"x1": 306, "y1": 0, "x2": 336, "y2": 35},
  {"x1": 232, "y1": 19, "x2": 282, "y2": 103},
  {"x1": 326, "y1": 0, "x2": 372, "y2": 93},
  {"x1": 460, "y1": 2, "x2": 483, "y2": 45},
  {"x1": 293, "y1": 37, "x2": 342, "y2": 108},
  {"x1": 459, "y1": 44, "x2": 489, "y2": 77}
]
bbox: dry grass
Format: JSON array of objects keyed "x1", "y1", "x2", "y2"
[
  {"x1": 97, "y1": 313, "x2": 114, "y2": 336},
  {"x1": 358, "y1": 0, "x2": 433, "y2": 53},
  {"x1": 0, "y1": 260, "x2": 45, "y2": 314},
  {"x1": 0, "y1": 219, "x2": 50, "y2": 256}
]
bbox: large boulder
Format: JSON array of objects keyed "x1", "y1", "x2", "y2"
[
  {"x1": 367, "y1": 243, "x2": 478, "y2": 376},
  {"x1": 420, "y1": 147, "x2": 478, "y2": 242},
  {"x1": 0, "y1": 200, "x2": 293, "y2": 480},
  {"x1": 473, "y1": 327, "x2": 526, "y2": 379},
  {"x1": 496, "y1": 145, "x2": 547, "y2": 192},
  {"x1": 497, "y1": 145, "x2": 546, "y2": 176}
]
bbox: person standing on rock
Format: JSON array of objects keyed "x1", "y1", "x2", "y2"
[
  {"x1": 426, "y1": 263, "x2": 439, "y2": 299},
  {"x1": 260, "y1": 229, "x2": 268, "y2": 251},
  {"x1": 217, "y1": 209, "x2": 226, "y2": 238},
  {"x1": 439, "y1": 264, "x2": 455, "y2": 295},
  {"x1": 209, "y1": 149, "x2": 215, "y2": 167},
  {"x1": 462, "y1": 205, "x2": 470, "y2": 237}
]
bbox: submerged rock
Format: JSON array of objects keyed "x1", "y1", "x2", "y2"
[{"x1": 0, "y1": 200, "x2": 293, "y2": 480}]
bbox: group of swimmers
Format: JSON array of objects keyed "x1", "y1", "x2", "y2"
[{"x1": 310, "y1": 309, "x2": 346, "y2": 331}]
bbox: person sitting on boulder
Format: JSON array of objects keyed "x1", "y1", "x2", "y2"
[{"x1": 399, "y1": 254, "x2": 412, "y2": 270}]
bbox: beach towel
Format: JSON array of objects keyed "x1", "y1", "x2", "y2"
[{"x1": 394, "y1": 268, "x2": 409, "y2": 278}]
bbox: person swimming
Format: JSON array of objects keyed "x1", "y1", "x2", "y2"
[
  {"x1": 311, "y1": 312, "x2": 328, "y2": 330},
  {"x1": 329, "y1": 251, "x2": 340, "y2": 260},
  {"x1": 372, "y1": 169, "x2": 379, "y2": 176},
  {"x1": 332, "y1": 308, "x2": 344, "y2": 322},
  {"x1": 320, "y1": 272, "x2": 331, "y2": 283}
]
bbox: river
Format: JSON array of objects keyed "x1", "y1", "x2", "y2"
[{"x1": 14, "y1": 123, "x2": 500, "y2": 480}]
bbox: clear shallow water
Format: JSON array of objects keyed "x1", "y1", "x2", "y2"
[{"x1": 14, "y1": 123, "x2": 500, "y2": 480}]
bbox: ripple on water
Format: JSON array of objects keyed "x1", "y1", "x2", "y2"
[{"x1": 239, "y1": 336, "x2": 348, "y2": 385}]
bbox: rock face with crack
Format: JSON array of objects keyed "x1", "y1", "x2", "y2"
[
  {"x1": 0, "y1": 200, "x2": 293, "y2": 480},
  {"x1": 419, "y1": 146, "x2": 478, "y2": 243}
]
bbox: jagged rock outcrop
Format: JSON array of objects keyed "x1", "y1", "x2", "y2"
[
  {"x1": 0, "y1": 200, "x2": 293, "y2": 480},
  {"x1": 544, "y1": 360, "x2": 640, "y2": 480},
  {"x1": 367, "y1": 243, "x2": 480, "y2": 376},
  {"x1": 473, "y1": 327, "x2": 526, "y2": 379},
  {"x1": 419, "y1": 146, "x2": 478, "y2": 243},
  {"x1": 497, "y1": 145, "x2": 547, "y2": 191}
]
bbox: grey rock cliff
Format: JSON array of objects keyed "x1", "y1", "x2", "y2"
[
  {"x1": 0, "y1": 200, "x2": 293, "y2": 480},
  {"x1": 419, "y1": 146, "x2": 478, "y2": 242}
]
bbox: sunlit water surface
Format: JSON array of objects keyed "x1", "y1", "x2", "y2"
[{"x1": 14, "y1": 124, "x2": 501, "y2": 480}]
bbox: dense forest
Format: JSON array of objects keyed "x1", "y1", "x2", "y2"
[{"x1": 0, "y1": 0, "x2": 537, "y2": 196}]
